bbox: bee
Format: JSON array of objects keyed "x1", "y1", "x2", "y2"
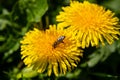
[{"x1": 52, "y1": 36, "x2": 65, "y2": 48}]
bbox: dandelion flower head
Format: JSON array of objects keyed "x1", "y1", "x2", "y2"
[
  {"x1": 21, "y1": 25, "x2": 83, "y2": 76},
  {"x1": 57, "y1": 1, "x2": 120, "y2": 48}
]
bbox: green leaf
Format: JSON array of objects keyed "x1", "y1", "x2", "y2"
[
  {"x1": 3, "y1": 40, "x2": 20, "y2": 60},
  {"x1": 87, "y1": 51, "x2": 103, "y2": 67},
  {"x1": 0, "y1": 35, "x2": 6, "y2": 41},
  {"x1": 65, "y1": 69, "x2": 82, "y2": 79},
  {"x1": 87, "y1": 43, "x2": 116, "y2": 67},
  {"x1": 91, "y1": 72, "x2": 119, "y2": 79},
  {"x1": 0, "y1": 35, "x2": 13, "y2": 53},
  {"x1": 19, "y1": 0, "x2": 48, "y2": 22},
  {"x1": 17, "y1": 67, "x2": 38, "y2": 79},
  {"x1": 0, "y1": 19, "x2": 12, "y2": 30},
  {"x1": 103, "y1": 0, "x2": 120, "y2": 14}
]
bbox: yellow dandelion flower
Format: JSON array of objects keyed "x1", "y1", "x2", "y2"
[
  {"x1": 57, "y1": 1, "x2": 120, "y2": 48},
  {"x1": 21, "y1": 25, "x2": 83, "y2": 76}
]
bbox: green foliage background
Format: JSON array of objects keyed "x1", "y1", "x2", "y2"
[{"x1": 0, "y1": 0, "x2": 120, "y2": 80}]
